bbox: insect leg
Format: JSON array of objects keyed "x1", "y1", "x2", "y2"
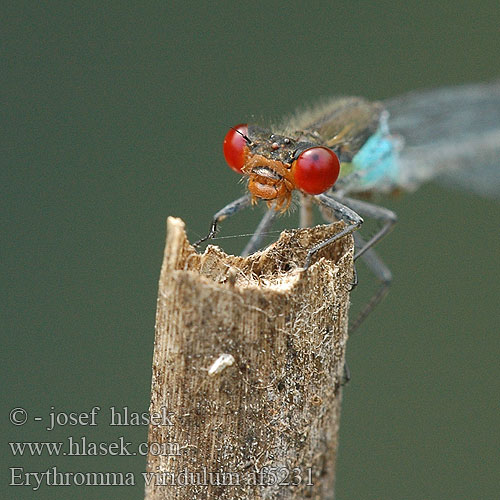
[
  {"x1": 337, "y1": 238, "x2": 392, "y2": 387},
  {"x1": 317, "y1": 195, "x2": 395, "y2": 328},
  {"x1": 332, "y1": 195, "x2": 397, "y2": 261},
  {"x1": 305, "y1": 193, "x2": 364, "y2": 269},
  {"x1": 350, "y1": 231, "x2": 392, "y2": 334},
  {"x1": 241, "y1": 208, "x2": 278, "y2": 257},
  {"x1": 193, "y1": 194, "x2": 252, "y2": 247}
]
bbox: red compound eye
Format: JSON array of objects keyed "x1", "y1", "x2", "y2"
[
  {"x1": 223, "y1": 124, "x2": 249, "y2": 173},
  {"x1": 292, "y1": 147, "x2": 340, "y2": 195}
]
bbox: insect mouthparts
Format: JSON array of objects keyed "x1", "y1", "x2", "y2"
[{"x1": 251, "y1": 166, "x2": 282, "y2": 180}]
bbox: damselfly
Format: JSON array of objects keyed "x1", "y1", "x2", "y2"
[{"x1": 195, "y1": 81, "x2": 500, "y2": 331}]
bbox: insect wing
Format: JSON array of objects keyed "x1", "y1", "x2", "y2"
[{"x1": 385, "y1": 80, "x2": 500, "y2": 198}]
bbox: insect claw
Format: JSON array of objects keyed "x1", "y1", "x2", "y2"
[
  {"x1": 348, "y1": 266, "x2": 358, "y2": 291},
  {"x1": 303, "y1": 252, "x2": 313, "y2": 271},
  {"x1": 193, "y1": 222, "x2": 218, "y2": 248}
]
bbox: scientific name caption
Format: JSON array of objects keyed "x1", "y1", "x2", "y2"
[{"x1": 8, "y1": 406, "x2": 314, "y2": 490}]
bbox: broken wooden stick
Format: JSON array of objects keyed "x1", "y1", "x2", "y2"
[{"x1": 145, "y1": 217, "x2": 354, "y2": 499}]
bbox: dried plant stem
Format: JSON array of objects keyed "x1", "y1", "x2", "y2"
[{"x1": 145, "y1": 217, "x2": 354, "y2": 500}]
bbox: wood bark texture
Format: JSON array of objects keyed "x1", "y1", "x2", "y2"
[{"x1": 145, "y1": 216, "x2": 354, "y2": 500}]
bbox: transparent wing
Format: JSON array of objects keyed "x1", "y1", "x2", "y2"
[{"x1": 385, "y1": 80, "x2": 500, "y2": 198}]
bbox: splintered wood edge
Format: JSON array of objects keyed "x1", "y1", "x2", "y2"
[
  {"x1": 163, "y1": 216, "x2": 354, "y2": 290},
  {"x1": 165, "y1": 217, "x2": 187, "y2": 271}
]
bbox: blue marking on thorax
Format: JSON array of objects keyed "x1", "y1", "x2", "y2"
[{"x1": 352, "y1": 120, "x2": 400, "y2": 190}]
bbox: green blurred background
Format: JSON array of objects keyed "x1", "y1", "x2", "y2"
[{"x1": 3, "y1": 2, "x2": 499, "y2": 499}]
